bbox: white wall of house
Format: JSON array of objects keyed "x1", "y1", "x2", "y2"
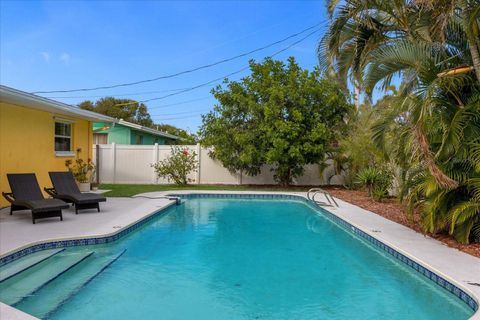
[{"x1": 93, "y1": 144, "x2": 343, "y2": 186}]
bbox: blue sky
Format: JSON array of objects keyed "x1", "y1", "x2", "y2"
[{"x1": 0, "y1": 1, "x2": 328, "y2": 133}]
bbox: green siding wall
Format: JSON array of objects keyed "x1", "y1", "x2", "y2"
[
  {"x1": 130, "y1": 130, "x2": 172, "y2": 145},
  {"x1": 94, "y1": 122, "x2": 175, "y2": 145},
  {"x1": 106, "y1": 125, "x2": 131, "y2": 144}
]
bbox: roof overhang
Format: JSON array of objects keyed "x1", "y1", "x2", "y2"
[
  {"x1": 118, "y1": 119, "x2": 180, "y2": 140},
  {"x1": 0, "y1": 85, "x2": 117, "y2": 123}
]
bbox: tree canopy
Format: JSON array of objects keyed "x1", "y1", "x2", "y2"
[
  {"x1": 79, "y1": 97, "x2": 197, "y2": 144},
  {"x1": 79, "y1": 97, "x2": 154, "y2": 127},
  {"x1": 155, "y1": 124, "x2": 197, "y2": 144},
  {"x1": 200, "y1": 57, "x2": 352, "y2": 185}
]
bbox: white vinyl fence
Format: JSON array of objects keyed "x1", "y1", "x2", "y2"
[{"x1": 93, "y1": 144, "x2": 344, "y2": 185}]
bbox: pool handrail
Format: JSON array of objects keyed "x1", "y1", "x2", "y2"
[{"x1": 307, "y1": 188, "x2": 338, "y2": 207}]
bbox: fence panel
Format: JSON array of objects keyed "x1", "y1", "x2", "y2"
[
  {"x1": 115, "y1": 145, "x2": 156, "y2": 184},
  {"x1": 240, "y1": 165, "x2": 276, "y2": 185},
  {"x1": 93, "y1": 144, "x2": 339, "y2": 186},
  {"x1": 198, "y1": 148, "x2": 239, "y2": 184},
  {"x1": 93, "y1": 144, "x2": 115, "y2": 183}
]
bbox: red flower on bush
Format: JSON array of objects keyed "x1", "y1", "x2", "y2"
[{"x1": 151, "y1": 146, "x2": 198, "y2": 185}]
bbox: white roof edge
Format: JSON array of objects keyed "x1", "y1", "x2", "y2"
[
  {"x1": 118, "y1": 119, "x2": 180, "y2": 140},
  {"x1": 0, "y1": 85, "x2": 118, "y2": 123}
]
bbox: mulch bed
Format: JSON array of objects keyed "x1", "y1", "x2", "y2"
[{"x1": 323, "y1": 186, "x2": 480, "y2": 259}]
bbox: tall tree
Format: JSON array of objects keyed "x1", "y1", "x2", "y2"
[
  {"x1": 200, "y1": 57, "x2": 352, "y2": 185},
  {"x1": 79, "y1": 97, "x2": 154, "y2": 127}
]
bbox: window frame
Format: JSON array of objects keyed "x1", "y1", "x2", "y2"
[
  {"x1": 54, "y1": 120, "x2": 75, "y2": 157},
  {"x1": 135, "y1": 134, "x2": 143, "y2": 145}
]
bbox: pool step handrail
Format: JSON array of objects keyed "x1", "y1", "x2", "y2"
[{"x1": 307, "y1": 188, "x2": 338, "y2": 207}]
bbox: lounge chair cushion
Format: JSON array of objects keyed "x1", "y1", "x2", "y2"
[
  {"x1": 48, "y1": 172, "x2": 81, "y2": 194},
  {"x1": 48, "y1": 171, "x2": 106, "y2": 205},
  {"x1": 6, "y1": 173, "x2": 67, "y2": 223},
  {"x1": 14, "y1": 198, "x2": 70, "y2": 213},
  {"x1": 7, "y1": 173, "x2": 45, "y2": 201},
  {"x1": 56, "y1": 192, "x2": 106, "y2": 205}
]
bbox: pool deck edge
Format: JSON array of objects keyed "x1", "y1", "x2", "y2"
[
  {"x1": 0, "y1": 198, "x2": 176, "y2": 259},
  {"x1": 0, "y1": 302, "x2": 39, "y2": 320}
]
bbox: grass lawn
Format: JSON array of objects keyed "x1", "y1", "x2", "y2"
[{"x1": 99, "y1": 184, "x2": 311, "y2": 197}]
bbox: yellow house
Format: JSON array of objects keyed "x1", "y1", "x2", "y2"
[{"x1": 0, "y1": 85, "x2": 116, "y2": 207}]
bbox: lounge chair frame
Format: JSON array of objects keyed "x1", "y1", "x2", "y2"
[
  {"x1": 44, "y1": 187, "x2": 101, "y2": 214},
  {"x1": 2, "y1": 174, "x2": 67, "y2": 224},
  {"x1": 46, "y1": 172, "x2": 106, "y2": 214},
  {"x1": 2, "y1": 192, "x2": 28, "y2": 214}
]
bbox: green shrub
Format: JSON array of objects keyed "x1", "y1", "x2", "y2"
[
  {"x1": 152, "y1": 146, "x2": 198, "y2": 185},
  {"x1": 356, "y1": 167, "x2": 392, "y2": 200},
  {"x1": 372, "y1": 185, "x2": 388, "y2": 201}
]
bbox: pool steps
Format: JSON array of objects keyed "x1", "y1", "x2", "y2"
[
  {"x1": 0, "y1": 251, "x2": 94, "y2": 306},
  {"x1": 17, "y1": 249, "x2": 127, "y2": 319},
  {"x1": 0, "y1": 248, "x2": 65, "y2": 283}
]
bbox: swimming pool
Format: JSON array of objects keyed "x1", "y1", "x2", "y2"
[{"x1": 0, "y1": 196, "x2": 475, "y2": 319}]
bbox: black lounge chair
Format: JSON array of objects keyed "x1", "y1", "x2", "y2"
[
  {"x1": 2, "y1": 173, "x2": 68, "y2": 224},
  {"x1": 45, "y1": 171, "x2": 106, "y2": 214}
]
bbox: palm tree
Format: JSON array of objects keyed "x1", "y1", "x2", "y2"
[
  {"x1": 320, "y1": 0, "x2": 480, "y2": 243},
  {"x1": 460, "y1": 0, "x2": 480, "y2": 80}
]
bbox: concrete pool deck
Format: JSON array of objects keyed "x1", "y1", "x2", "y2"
[
  {"x1": 0, "y1": 197, "x2": 175, "y2": 255},
  {"x1": 0, "y1": 191, "x2": 479, "y2": 319}
]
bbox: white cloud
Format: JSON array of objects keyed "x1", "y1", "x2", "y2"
[
  {"x1": 40, "y1": 52, "x2": 50, "y2": 62},
  {"x1": 60, "y1": 52, "x2": 70, "y2": 65}
]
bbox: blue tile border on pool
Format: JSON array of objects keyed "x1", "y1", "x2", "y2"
[{"x1": 0, "y1": 193, "x2": 477, "y2": 313}]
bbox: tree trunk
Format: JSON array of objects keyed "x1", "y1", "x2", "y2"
[
  {"x1": 415, "y1": 127, "x2": 458, "y2": 189},
  {"x1": 354, "y1": 80, "x2": 361, "y2": 110},
  {"x1": 279, "y1": 168, "x2": 292, "y2": 187},
  {"x1": 468, "y1": 36, "x2": 480, "y2": 82},
  {"x1": 367, "y1": 185, "x2": 372, "y2": 197},
  {"x1": 462, "y1": 0, "x2": 480, "y2": 82}
]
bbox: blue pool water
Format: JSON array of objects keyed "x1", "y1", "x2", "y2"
[{"x1": 0, "y1": 198, "x2": 474, "y2": 319}]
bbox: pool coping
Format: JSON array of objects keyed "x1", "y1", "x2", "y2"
[
  {"x1": 0, "y1": 201, "x2": 176, "y2": 264},
  {"x1": 0, "y1": 191, "x2": 479, "y2": 320}
]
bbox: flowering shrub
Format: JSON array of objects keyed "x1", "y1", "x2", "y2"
[
  {"x1": 65, "y1": 158, "x2": 95, "y2": 183},
  {"x1": 152, "y1": 146, "x2": 198, "y2": 185}
]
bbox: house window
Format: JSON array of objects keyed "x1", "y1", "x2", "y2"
[
  {"x1": 135, "y1": 135, "x2": 143, "y2": 145},
  {"x1": 55, "y1": 122, "x2": 73, "y2": 155},
  {"x1": 93, "y1": 133, "x2": 108, "y2": 144}
]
